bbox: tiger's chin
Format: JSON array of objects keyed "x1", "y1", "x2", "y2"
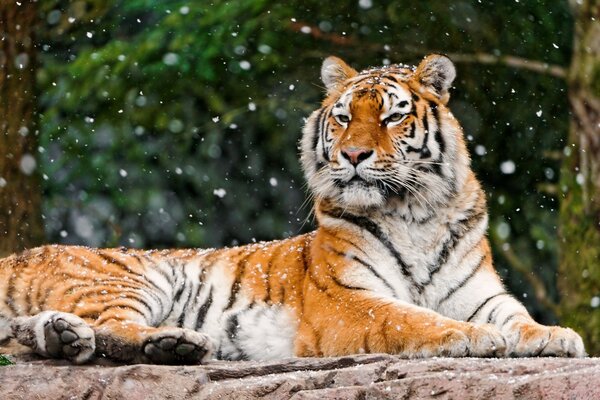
[{"x1": 339, "y1": 184, "x2": 386, "y2": 209}]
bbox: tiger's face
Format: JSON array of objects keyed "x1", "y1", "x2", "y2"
[{"x1": 301, "y1": 54, "x2": 467, "y2": 211}]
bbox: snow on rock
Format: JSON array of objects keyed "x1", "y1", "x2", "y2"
[{"x1": 1, "y1": 353, "x2": 599, "y2": 399}]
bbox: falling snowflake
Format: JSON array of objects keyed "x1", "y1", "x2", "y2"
[
  {"x1": 239, "y1": 60, "x2": 251, "y2": 70},
  {"x1": 19, "y1": 154, "x2": 36, "y2": 175},
  {"x1": 163, "y1": 52, "x2": 179, "y2": 66},
  {"x1": 500, "y1": 160, "x2": 516, "y2": 174},
  {"x1": 359, "y1": 0, "x2": 373, "y2": 9},
  {"x1": 213, "y1": 188, "x2": 227, "y2": 198}
]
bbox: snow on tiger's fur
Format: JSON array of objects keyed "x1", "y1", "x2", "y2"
[{"x1": 0, "y1": 55, "x2": 585, "y2": 364}]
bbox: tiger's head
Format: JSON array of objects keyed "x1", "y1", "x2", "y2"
[{"x1": 301, "y1": 54, "x2": 471, "y2": 215}]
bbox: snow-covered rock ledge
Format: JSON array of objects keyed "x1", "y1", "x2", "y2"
[{"x1": 2, "y1": 354, "x2": 599, "y2": 399}]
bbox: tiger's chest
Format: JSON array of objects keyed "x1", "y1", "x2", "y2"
[
  {"x1": 386, "y1": 219, "x2": 449, "y2": 276},
  {"x1": 343, "y1": 213, "x2": 484, "y2": 308}
]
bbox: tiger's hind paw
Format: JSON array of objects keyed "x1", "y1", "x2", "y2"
[
  {"x1": 143, "y1": 329, "x2": 213, "y2": 365},
  {"x1": 12, "y1": 311, "x2": 95, "y2": 364}
]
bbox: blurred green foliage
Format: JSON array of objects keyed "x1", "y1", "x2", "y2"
[
  {"x1": 0, "y1": 354, "x2": 13, "y2": 366},
  {"x1": 36, "y1": 0, "x2": 573, "y2": 323}
]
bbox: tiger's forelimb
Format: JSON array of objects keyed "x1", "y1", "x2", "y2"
[{"x1": 296, "y1": 289, "x2": 507, "y2": 358}]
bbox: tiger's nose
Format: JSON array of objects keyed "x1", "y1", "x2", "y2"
[{"x1": 341, "y1": 147, "x2": 374, "y2": 166}]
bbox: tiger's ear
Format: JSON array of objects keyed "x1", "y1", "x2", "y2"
[
  {"x1": 414, "y1": 54, "x2": 456, "y2": 104},
  {"x1": 321, "y1": 56, "x2": 358, "y2": 94}
]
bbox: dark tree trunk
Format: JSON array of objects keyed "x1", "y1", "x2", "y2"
[
  {"x1": 0, "y1": 2, "x2": 44, "y2": 257},
  {"x1": 558, "y1": 0, "x2": 600, "y2": 355}
]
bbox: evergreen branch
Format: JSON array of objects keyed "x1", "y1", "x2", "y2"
[
  {"x1": 289, "y1": 22, "x2": 567, "y2": 79},
  {"x1": 442, "y1": 53, "x2": 567, "y2": 79}
]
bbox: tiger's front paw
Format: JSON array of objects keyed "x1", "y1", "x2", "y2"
[
  {"x1": 419, "y1": 323, "x2": 506, "y2": 358},
  {"x1": 506, "y1": 323, "x2": 586, "y2": 357},
  {"x1": 143, "y1": 329, "x2": 213, "y2": 364},
  {"x1": 466, "y1": 324, "x2": 507, "y2": 357}
]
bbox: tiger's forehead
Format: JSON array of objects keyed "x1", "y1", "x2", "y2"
[
  {"x1": 357, "y1": 63, "x2": 415, "y2": 77},
  {"x1": 336, "y1": 68, "x2": 414, "y2": 112}
]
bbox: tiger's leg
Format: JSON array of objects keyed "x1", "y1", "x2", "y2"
[
  {"x1": 435, "y1": 254, "x2": 586, "y2": 357},
  {"x1": 10, "y1": 311, "x2": 95, "y2": 364},
  {"x1": 92, "y1": 313, "x2": 214, "y2": 364},
  {"x1": 296, "y1": 286, "x2": 507, "y2": 358},
  {"x1": 460, "y1": 292, "x2": 585, "y2": 357}
]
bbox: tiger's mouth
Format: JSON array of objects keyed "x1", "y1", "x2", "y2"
[
  {"x1": 330, "y1": 168, "x2": 415, "y2": 208},
  {"x1": 348, "y1": 175, "x2": 366, "y2": 183},
  {"x1": 334, "y1": 175, "x2": 370, "y2": 188},
  {"x1": 331, "y1": 173, "x2": 391, "y2": 208},
  {"x1": 348, "y1": 176, "x2": 365, "y2": 184}
]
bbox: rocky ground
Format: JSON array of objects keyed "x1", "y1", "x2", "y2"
[{"x1": 1, "y1": 352, "x2": 600, "y2": 399}]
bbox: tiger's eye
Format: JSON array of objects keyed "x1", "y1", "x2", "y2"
[
  {"x1": 384, "y1": 113, "x2": 403, "y2": 125},
  {"x1": 336, "y1": 114, "x2": 350, "y2": 124}
]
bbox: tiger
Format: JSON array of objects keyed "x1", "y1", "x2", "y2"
[{"x1": 0, "y1": 54, "x2": 585, "y2": 365}]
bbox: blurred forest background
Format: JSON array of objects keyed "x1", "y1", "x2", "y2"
[{"x1": 1, "y1": 0, "x2": 599, "y2": 353}]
